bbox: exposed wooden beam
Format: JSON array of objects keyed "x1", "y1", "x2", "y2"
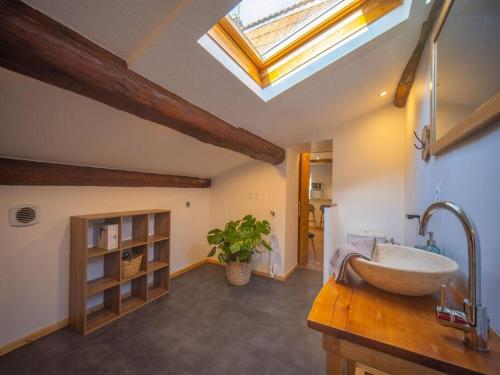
[
  {"x1": 0, "y1": 158, "x2": 211, "y2": 188},
  {"x1": 0, "y1": 0, "x2": 285, "y2": 165},
  {"x1": 393, "y1": 0, "x2": 444, "y2": 108}
]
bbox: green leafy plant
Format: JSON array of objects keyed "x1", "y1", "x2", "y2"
[{"x1": 207, "y1": 215, "x2": 272, "y2": 264}]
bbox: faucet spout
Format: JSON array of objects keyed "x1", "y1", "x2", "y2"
[
  {"x1": 418, "y1": 201, "x2": 489, "y2": 352},
  {"x1": 419, "y1": 201, "x2": 479, "y2": 306}
]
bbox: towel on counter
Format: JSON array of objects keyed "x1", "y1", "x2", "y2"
[{"x1": 330, "y1": 238, "x2": 376, "y2": 282}]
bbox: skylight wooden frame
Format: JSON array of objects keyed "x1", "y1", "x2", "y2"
[{"x1": 208, "y1": 0, "x2": 403, "y2": 88}]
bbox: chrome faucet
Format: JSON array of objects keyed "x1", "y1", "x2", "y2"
[{"x1": 419, "y1": 201, "x2": 489, "y2": 352}]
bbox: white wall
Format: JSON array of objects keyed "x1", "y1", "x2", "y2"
[
  {"x1": 208, "y1": 160, "x2": 287, "y2": 276},
  {"x1": 0, "y1": 186, "x2": 210, "y2": 347},
  {"x1": 329, "y1": 105, "x2": 406, "y2": 245},
  {"x1": 284, "y1": 147, "x2": 301, "y2": 275},
  {"x1": 404, "y1": 43, "x2": 500, "y2": 331},
  {"x1": 208, "y1": 147, "x2": 301, "y2": 278},
  {"x1": 323, "y1": 205, "x2": 339, "y2": 284}
]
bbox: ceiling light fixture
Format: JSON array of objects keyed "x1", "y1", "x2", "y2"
[{"x1": 380, "y1": 91, "x2": 387, "y2": 97}]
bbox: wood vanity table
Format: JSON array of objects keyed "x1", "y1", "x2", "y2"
[{"x1": 308, "y1": 276, "x2": 500, "y2": 375}]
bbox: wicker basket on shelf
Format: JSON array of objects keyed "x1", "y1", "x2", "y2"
[{"x1": 122, "y1": 254, "x2": 143, "y2": 279}]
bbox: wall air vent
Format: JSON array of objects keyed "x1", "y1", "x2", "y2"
[{"x1": 9, "y1": 205, "x2": 41, "y2": 226}]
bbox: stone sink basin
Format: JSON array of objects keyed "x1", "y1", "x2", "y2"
[{"x1": 350, "y1": 243, "x2": 459, "y2": 296}]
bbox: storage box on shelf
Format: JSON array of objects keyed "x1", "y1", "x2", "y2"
[{"x1": 70, "y1": 209, "x2": 170, "y2": 335}]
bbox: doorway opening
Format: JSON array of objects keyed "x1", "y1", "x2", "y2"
[{"x1": 298, "y1": 140, "x2": 333, "y2": 272}]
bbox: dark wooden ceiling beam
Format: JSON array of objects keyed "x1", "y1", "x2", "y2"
[
  {"x1": 393, "y1": 0, "x2": 444, "y2": 108},
  {"x1": 0, "y1": 0, "x2": 285, "y2": 164},
  {"x1": 0, "y1": 158, "x2": 211, "y2": 188}
]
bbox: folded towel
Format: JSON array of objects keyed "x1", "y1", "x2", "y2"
[{"x1": 330, "y1": 238, "x2": 376, "y2": 283}]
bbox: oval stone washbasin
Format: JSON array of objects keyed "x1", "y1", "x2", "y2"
[{"x1": 350, "y1": 243, "x2": 459, "y2": 296}]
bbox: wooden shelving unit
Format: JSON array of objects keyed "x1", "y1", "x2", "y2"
[{"x1": 70, "y1": 209, "x2": 170, "y2": 335}]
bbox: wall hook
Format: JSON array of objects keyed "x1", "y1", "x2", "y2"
[
  {"x1": 413, "y1": 126, "x2": 430, "y2": 161},
  {"x1": 413, "y1": 130, "x2": 425, "y2": 150}
]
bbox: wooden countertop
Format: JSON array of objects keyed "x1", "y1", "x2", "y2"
[{"x1": 307, "y1": 276, "x2": 500, "y2": 375}]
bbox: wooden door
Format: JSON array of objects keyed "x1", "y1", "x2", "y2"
[{"x1": 298, "y1": 153, "x2": 310, "y2": 267}]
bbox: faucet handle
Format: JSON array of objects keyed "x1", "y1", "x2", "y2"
[
  {"x1": 440, "y1": 284, "x2": 446, "y2": 308},
  {"x1": 436, "y1": 285, "x2": 471, "y2": 332}
]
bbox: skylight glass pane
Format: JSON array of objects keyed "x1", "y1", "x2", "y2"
[{"x1": 228, "y1": 0, "x2": 352, "y2": 60}]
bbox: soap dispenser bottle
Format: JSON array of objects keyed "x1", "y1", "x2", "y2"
[{"x1": 417, "y1": 232, "x2": 442, "y2": 254}]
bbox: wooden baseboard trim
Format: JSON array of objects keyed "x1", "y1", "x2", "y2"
[
  {"x1": 0, "y1": 318, "x2": 69, "y2": 357},
  {"x1": 170, "y1": 259, "x2": 207, "y2": 279},
  {"x1": 276, "y1": 264, "x2": 298, "y2": 282},
  {"x1": 205, "y1": 257, "x2": 221, "y2": 266},
  {"x1": 252, "y1": 269, "x2": 274, "y2": 279}
]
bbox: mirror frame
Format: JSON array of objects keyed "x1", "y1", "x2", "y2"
[{"x1": 430, "y1": 0, "x2": 500, "y2": 156}]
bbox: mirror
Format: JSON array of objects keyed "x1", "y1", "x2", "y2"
[{"x1": 431, "y1": 0, "x2": 500, "y2": 154}]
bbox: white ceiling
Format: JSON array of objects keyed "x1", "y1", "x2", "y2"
[
  {"x1": 1, "y1": 0, "x2": 432, "y2": 177},
  {"x1": 0, "y1": 68, "x2": 249, "y2": 178}
]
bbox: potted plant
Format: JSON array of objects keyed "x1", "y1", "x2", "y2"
[{"x1": 207, "y1": 215, "x2": 272, "y2": 285}]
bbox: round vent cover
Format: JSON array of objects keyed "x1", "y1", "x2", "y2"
[{"x1": 9, "y1": 205, "x2": 41, "y2": 226}]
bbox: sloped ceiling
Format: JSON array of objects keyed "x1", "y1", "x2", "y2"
[
  {"x1": 0, "y1": 68, "x2": 250, "y2": 178},
  {"x1": 0, "y1": 0, "x2": 431, "y2": 177}
]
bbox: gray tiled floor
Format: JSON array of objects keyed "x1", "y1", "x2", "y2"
[{"x1": 0, "y1": 264, "x2": 324, "y2": 375}]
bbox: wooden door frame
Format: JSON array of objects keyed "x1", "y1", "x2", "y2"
[{"x1": 298, "y1": 153, "x2": 311, "y2": 267}]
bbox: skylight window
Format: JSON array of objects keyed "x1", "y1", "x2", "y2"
[
  {"x1": 200, "y1": 0, "x2": 410, "y2": 100},
  {"x1": 228, "y1": 0, "x2": 351, "y2": 61}
]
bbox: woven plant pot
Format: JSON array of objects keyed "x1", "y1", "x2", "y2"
[{"x1": 226, "y1": 261, "x2": 252, "y2": 286}]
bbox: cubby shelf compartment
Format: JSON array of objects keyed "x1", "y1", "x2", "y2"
[
  {"x1": 121, "y1": 296, "x2": 146, "y2": 315},
  {"x1": 87, "y1": 247, "x2": 121, "y2": 258},
  {"x1": 85, "y1": 285, "x2": 120, "y2": 333},
  {"x1": 148, "y1": 287, "x2": 169, "y2": 301},
  {"x1": 70, "y1": 209, "x2": 170, "y2": 335},
  {"x1": 147, "y1": 234, "x2": 170, "y2": 243},
  {"x1": 148, "y1": 261, "x2": 169, "y2": 273},
  {"x1": 121, "y1": 270, "x2": 147, "y2": 283},
  {"x1": 121, "y1": 239, "x2": 148, "y2": 249},
  {"x1": 87, "y1": 276, "x2": 120, "y2": 296},
  {"x1": 121, "y1": 273, "x2": 147, "y2": 315},
  {"x1": 121, "y1": 213, "x2": 148, "y2": 249},
  {"x1": 148, "y1": 267, "x2": 169, "y2": 302},
  {"x1": 86, "y1": 308, "x2": 119, "y2": 334},
  {"x1": 147, "y1": 237, "x2": 170, "y2": 273}
]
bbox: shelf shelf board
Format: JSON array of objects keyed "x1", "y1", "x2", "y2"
[
  {"x1": 87, "y1": 247, "x2": 121, "y2": 258},
  {"x1": 87, "y1": 276, "x2": 120, "y2": 296},
  {"x1": 121, "y1": 270, "x2": 147, "y2": 283},
  {"x1": 86, "y1": 308, "x2": 118, "y2": 334},
  {"x1": 147, "y1": 234, "x2": 170, "y2": 243},
  {"x1": 148, "y1": 287, "x2": 168, "y2": 301},
  {"x1": 74, "y1": 209, "x2": 170, "y2": 220},
  {"x1": 121, "y1": 238, "x2": 148, "y2": 249},
  {"x1": 148, "y1": 261, "x2": 169, "y2": 273},
  {"x1": 121, "y1": 296, "x2": 146, "y2": 315}
]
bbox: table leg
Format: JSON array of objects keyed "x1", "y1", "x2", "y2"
[
  {"x1": 326, "y1": 350, "x2": 346, "y2": 375},
  {"x1": 346, "y1": 359, "x2": 356, "y2": 375}
]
